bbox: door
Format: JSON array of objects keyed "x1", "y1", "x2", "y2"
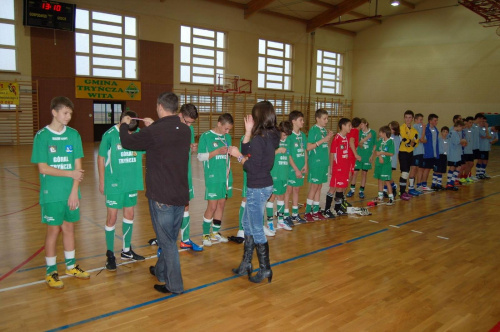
[{"x1": 93, "y1": 102, "x2": 125, "y2": 141}]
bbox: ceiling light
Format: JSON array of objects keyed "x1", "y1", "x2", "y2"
[{"x1": 390, "y1": 0, "x2": 400, "y2": 6}]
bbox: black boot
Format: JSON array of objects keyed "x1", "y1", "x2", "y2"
[
  {"x1": 249, "y1": 242, "x2": 272, "y2": 283},
  {"x1": 232, "y1": 234, "x2": 254, "y2": 276}
]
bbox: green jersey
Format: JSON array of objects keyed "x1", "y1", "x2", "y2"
[
  {"x1": 358, "y1": 128, "x2": 376, "y2": 160},
  {"x1": 98, "y1": 125, "x2": 144, "y2": 195},
  {"x1": 240, "y1": 136, "x2": 247, "y2": 187},
  {"x1": 287, "y1": 131, "x2": 306, "y2": 170},
  {"x1": 31, "y1": 126, "x2": 84, "y2": 204},
  {"x1": 198, "y1": 130, "x2": 233, "y2": 185},
  {"x1": 271, "y1": 139, "x2": 289, "y2": 181},
  {"x1": 307, "y1": 125, "x2": 329, "y2": 168},
  {"x1": 188, "y1": 125, "x2": 195, "y2": 190},
  {"x1": 375, "y1": 138, "x2": 395, "y2": 166}
]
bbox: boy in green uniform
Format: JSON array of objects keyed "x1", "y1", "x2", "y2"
[
  {"x1": 374, "y1": 125, "x2": 395, "y2": 205},
  {"x1": 304, "y1": 109, "x2": 333, "y2": 222},
  {"x1": 31, "y1": 96, "x2": 89, "y2": 289},
  {"x1": 284, "y1": 110, "x2": 308, "y2": 227},
  {"x1": 347, "y1": 118, "x2": 376, "y2": 199},
  {"x1": 197, "y1": 113, "x2": 234, "y2": 247},
  {"x1": 268, "y1": 121, "x2": 293, "y2": 231},
  {"x1": 98, "y1": 110, "x2": 148, "y2": 271}
]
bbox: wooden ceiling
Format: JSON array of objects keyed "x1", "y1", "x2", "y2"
[{"x1": 205, "y1": 0, "x2": 423, "y2": 36}]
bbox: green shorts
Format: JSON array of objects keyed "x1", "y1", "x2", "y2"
[
  {"x1": 308, "y1": 166, "x2": 328, "y2": 184},
  {"x1": 288, "y1": 168, "x2": 305, "y2": 187},
  {"x1": 41, "y1": 201, "x2": 80, "y2": 226},
  {"x1": 205, "y1": 182, "x2": 233, "y2": 200},
  {"x1": 106, "y1": 191, "x2": 138, "y2": 209},
  {"x1": 374, "y1": 164, "x2": 392, "y2": 181},
  {"x1": 355, "y1": 158, "x2": 373, "y2": 171},
  {"x1": 189, "y1": 185, "x2": 194, "y2": 201},
  {"x1": 272, "y1": 179, "x2": 287, "y2": 195}
]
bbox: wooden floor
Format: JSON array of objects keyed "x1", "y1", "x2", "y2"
[{"x1": 0, "y1": 142, "x2": 499, "y2": 331}]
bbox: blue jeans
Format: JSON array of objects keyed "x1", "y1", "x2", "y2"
[
  {"x1": 242, "y1": 186, "x2": 273, "y2": 244},
  {"x1": 148, "y1": 199, "x2": 184, "y2": 294}
]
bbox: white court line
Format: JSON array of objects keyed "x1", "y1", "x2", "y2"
[
  {"x1": 411, "y1": 230, "x2": 423, "y2": 234},
  {"x1": 437, "y1": 236, "x2": 449, "y2": 240},
  {"x1": 369, "y1": 220, "x2": 379, "y2": 223},
  {"x1": 389, "y1": 225, "x2": 400, "y2": 228}
]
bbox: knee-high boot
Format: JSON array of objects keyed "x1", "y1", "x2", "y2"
[
  {"x1": 232, "y1": 234, "x2": 254, "y2": 276},
  {"x1": 249, "y1": 242, "x2": 272, "y2": 283}
]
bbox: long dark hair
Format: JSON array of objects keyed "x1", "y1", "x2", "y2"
[{"x1": 251, "y1": 101, "x2": 278, "y2": 138}]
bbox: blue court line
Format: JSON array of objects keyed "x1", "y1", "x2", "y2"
[{"x1": 3, "y1": 167, "x2": 20, "y2": 178}]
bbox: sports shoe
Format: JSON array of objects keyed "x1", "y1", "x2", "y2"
[
  {"x1": 409, "y1": 189, "x2": 421, "y2": 196},
  {"x1": 263, "y1": 226, "x2": 276, "y2": 237},
  {"x1": 322, "y1": 209, "x2": 336, "y2": 219},
  {"x1": 312, "y1": 212, "x2": 326, "y2": 220},
  {"x1": 202, "y1": 234, "x2": 212, "y2": 247},
  {"x1": 236, "y1": 229, "x2": 245, "y2": 238},
  {"x1": 180, "y1": 239, "x2": 204, "y2": 252},
  {"x1": 446, "y1": 184, "x2": 459, "y2": 191},
  {"x1": 466, "y1": 177, "x2": 474, "y2": 183},
  {"x1": 386, "y1": 198, "x2": 395, "y2": 206},
  {"x1": 211, "y1": 232, "x2": 228, "y2": 243},
  {"x1": 148, "y1": 238, "x2": 158, "y2": 246},
  {"x1": 483, "y1": 173, "x2": 491, "y2": 179},
  {"x1": 304, "y1": 212, "x2": 316, "y2": 222},
  {"x1": 342, "y1": 200, "x2": 353, "y2": 208},
  {"x1": 291, "y1": 214, "x2": 307, "y2": 224},
  {"x1": 121, "y1": 247, "x2": 145, "y2": 261},
  {"x1": 277, "y1": 222, "x2": 292, "y2": 231},
  {"x1": 105, "y1": 250, "x2": 116, "y2": 271},
  {"x1": 284, "y1": 216, "x2": 294, "y2": 228},
  {"x1": 431, "y1": 184, "x2": 437, "y2": 190},
  {"x1": 400, "y1": 192, "x2": 412, "y2": 201},
  {"x1": 420, "y1": 186, "x2": 433, "y2": 191},
  {"x1": 454, "y1": 180, "x2": 462, "y2": 186},
  {"x1": 267, "y1": 221, "x2": 276, "y2": 232},
  {"x1": 458, "y1": 178, "x2": 467, "y2": 184},
  {"x1": 374, "y1": 197, "x2": 384, "y2": 203},
  {"x1": 470, "y1": 176, "x2": 478, "y2": 181},
  {"x1": 435, "y1": 184, "x2": 444, "y2": 191},
  {"x1": 359, "y1": 191, "x2": 365, "y2": 199},
  {"x1": 66, "y1": 265, "x2": 90, "y2": 279},
  {"x1": 346, "y1": 190, "x2": 354, "y2": 198},
  {"x1": 477, "y1": 174, "x2": 485, "y2": 179},
  {"x1": 335, "y1": 207, "x2": 348, "y2": 216},
  {"x1": 46, "y1": 272, "x2": 64, "y2": 289}
]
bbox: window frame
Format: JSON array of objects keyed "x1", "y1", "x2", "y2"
[
  {"x1": 0, "y1": 0, "x2": 17, "y2": 72},
  {"x1": 316, "y1": 49, "x2": 344, "y2": 96},
  {"x1": 258, "y1": 39, "x2": 293, "y2": 91}
]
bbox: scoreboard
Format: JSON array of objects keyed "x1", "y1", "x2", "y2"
[{"x1": 23, "y1": 0, "x2": 76, "y2": 32}]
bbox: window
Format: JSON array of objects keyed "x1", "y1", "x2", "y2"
[
  {"x1": 179, "y1": 94, "x2": 223, "y2": 113},
  {"x1": 93, "y1": 102, "x2": 123, "y2": 124},
  {"x1": 75, "y1": 9, "x2": 137, "y2": 79},
  {"x1": 258, "y1": 98, "x2": 290, "y2": 115},
  {"x1": 316, "y1": 50, "x2": 343, "y2": 95},
  {"x1": 0, "y1": 0, "x2": 16, "y2": 71},
  {"x1": 258, "y1": 39, "x2": 292, "y2": 90},
  {"x1": 180, "y1": 26, "x2": 226, "y2": 85}
]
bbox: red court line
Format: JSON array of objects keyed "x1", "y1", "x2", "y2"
[
  {"x1": 0, "y1": 202, "x2": 39, "y2": 218},
  {"x1": 0, "y1": 246, "x2": 45, "y2": 282},
  {"x1": 0, "y1": 176, "x2": 40, "y2": 187},
  {"x1": 490, "y1": 321, "x2": 500, "y2": 332}
]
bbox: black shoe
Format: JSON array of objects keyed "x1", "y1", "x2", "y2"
[
  {"x1": 249, "y1": 242, "x2": 272, "y2": 284},
  {"x1": 284, "y1": 216, "x2": 294, "y2": 228},
  {"x1": 232, "y1": 234, "x2": 254, "y2": 276},
  {"x1": 335, "y1": 206, "x2": 349, "y2": 216},
  {"x1": 105, "y1": 250, "x2": 116, "y2": 271},
  {"x1": 342, "y1": 199, "x2": 352, "y2": 208},
  {"x1": 291, "y1": 214, "x2": 306, "y2": 224},
  {"x1": 149, "y1": 266, "x2": 156, "y2": 276},
  {"x1": 322, "y1": 209, "x2": 336, "y2": 219},
  {"x1": 121, "y1": 247, "x2": 145, "y2": 261},
  {"x1": 154, "y1": 284, "x2": 171, "y2": 294},
  {"x1": 148, "y1": 238, "x2": 158, "y2": 246}
]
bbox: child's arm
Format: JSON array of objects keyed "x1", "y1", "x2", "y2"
[
  {"x1": 302, "y1": 149, "x2": 308, "y2": 174},
  {"x1": 359, "y1": 132, "x2": 372, "y2": 145},
  {"x1": 275, "y1": 147, "x2": 287, "y2": 155},
  {"x1": 306, "y1": 132, "x2": 331, "y2": 151},
  {"x1": 289, "y1": 155, "x2": 303, "y2": 179},
  {"x1": 98, "y1": 156, "x2": 105, "y2": 195},
  {"x1": 349, "y1": 137, "x2": 361, "y2": 161},
  {"x1": 68, "y1": 158, "x2": 82, "y2": 210},
  {"x1": 37, "y1": 163, "x2": 84, "y2": 181},
  {"x1": 369, "y1": 144, "x2": 376, "y2": 163},
  {"x1": 420, "y1": 125, "x2": 427, "y2": 143}
]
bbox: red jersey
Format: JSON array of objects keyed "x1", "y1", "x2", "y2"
[
  {"x1": 347, "y1": 128, "x2": 359, "y2": 159},
  {"x1": 330, "y1": 133, "x2": 350, "y2": 168}
]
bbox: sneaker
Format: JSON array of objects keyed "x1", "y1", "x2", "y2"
[
  {"x1": 202, "y1": 234, "x2": 212, "y2": 247},
  {"x1": 277, "y1": 222, "x2": 292, "y2": 231},
  {"x1": 211, "y1": 232, "x2": 229, "y2": 243},
  {"x1": 400, "y1": 192, "x2": 412, "y2": 201},
  {"x1": 342, "y1": 200, "x2": 353, "y2": 208},
  {"x1": 420, "y1": 186, "x2": 433, "y2": 191},
  {"x1": 408, "y1": 189, "x2": 421, "y2": 196},
  {"x1": 148, "y1": 238, "x2": 158, "y2": 246},
  {"x1": 65, "y1": 265, "x2": 90, "y2": 279},
  {"x1": 180, "y1": 239, "x2": 204, "y2": 252},
  {"x1": 466, "y1": 177, "x2": 474, "y2": 183},
  {"x1": 386, "y1": 198, "x2": 395, "y2": 206},
  {"x1": 346, "y1": 190, "x2": 354, "y2": 198},
  {"x1": 477, "y1": 174, "x2": 485, "y2": 179},
  {"x1": 483, "y1": 173, "x2": 491, "y2": 179},
  {"x1": 335, "y1": 208, "x2": 348, "y2": 216},
  {"x1": 45, "y1": 272, "x2": 64, "y2": 289},
  {"x1": 383, "y1": 191, "x2": 389, "y2": 198},
  {"x1": 322, "y1": 209, "x2": 336, "y2": 219},
  {"x1": 105, "y1": 250, "x2": 116, "y2": 271},
  {"x1": 304, "y1": 212, "x2": 316, "y2": 222},
  {"x1": 435, "y1": 184, "x2": 444, "y2": 191},
  {"x1": 236, "y1": 229, "x2": 245, "y2": 238},
  {"x1": 446, "y1": 184, "x2": 459, "y2": 191},
  {"x1": 284, "y1": 216, "x2": 294, "y2": 228},
  {"x1": 121, "y1": 247, "x2": 145, "y2": 261},
  {"x1": 359, "y1": 191, "x2": 365, "y2": 199},
  {"x1": 431, "y1": 184, "x2": 437, "y2": 190},
  {"x1": 374, "y1": 197, "x2": 385, "y2": 203},
  {"x1": 458, "y1": 178, "x2": 467, "y2": 184},
  {"x1": 267, "y1": 221, "x2": 276, "y2": 232},
  {"x1": 312, "y1": 212, "x2": 326, "y2": 220},
  {"x1": 470, "y1": 176, "x2": 478, "y2": 181},
  {"x1": 291, "y1": 214, "x2": 307, "y2": 224},
  {"x1": 263, "y1": 226, "x2": 276, "y2": 237}
]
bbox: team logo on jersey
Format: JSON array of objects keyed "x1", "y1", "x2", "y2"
[
  {"x1": 65, "y1": 145, "x2": 73, "y2": 153},
  {"x1": 294, "y1": 143, "x2": 298, "y2": 147},
  {"x1": 117, "y1": 144, "x2": 123, "y2": 150},
  {"x1": 49, "y1": 145, "x2": 57, "y2": 153},
  {"x1": 340, "y1": 144, "x2": 345, "y2": 149},
  {"x1": 133, "y1": 151, "x2": 137, "y2": 157},
  {"x1": 213, "y1": 142, "x2": 218, "y2": 148}
]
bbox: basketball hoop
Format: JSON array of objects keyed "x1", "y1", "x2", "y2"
[{"x1": 214, "y1": 73, "x2": 252, "y2": 93}]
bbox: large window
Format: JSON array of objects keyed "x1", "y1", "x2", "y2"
[
  {"x1": 258, "y1": 39, "x2": 292, "y2": 91},
  {"x1": 180, "y1": 25, "x2": 226, "y2": 85},
  {"x1": 0, "y1": 0, "x2": 16, "y2": 71},
  {"x1": 75, "y1": 9, "x2": 137, "y2": 79},
  {"x1": 316, "y1": 50, "x2": 343, "y2": 95}
]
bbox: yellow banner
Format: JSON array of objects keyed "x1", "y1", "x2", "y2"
[
  {"x1": 75, "y1": 78, "x2": 141, "y2": 100},
  {"x1": 0, "y1": 82, "x2": 20, "y2": 105}
]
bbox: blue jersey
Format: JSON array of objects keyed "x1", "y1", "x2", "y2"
[
  {"x1": 448, "y1": 130, "x2": 462, "y2": 162},
  {"x1": 463, "y1": 127, "x2": 473, "y2": 154},
  {"x1": 471, "y1": 123, "x2": 480, "y2": 150},
  {"x1": 439, "y1": 136, "x2": 449, "y2": 155},
  {"x1": 479, "y1": 126, "x2": 491, "y2": 151},
  {"x1": 489, "y1": 128, "x2": 498, "y2": 148},
  {"x1": 391, "y1": 134, "x2": 401, "y2": 169},
  {"x1": 413, "y1": 123, "x2": 424, "y2": 155}
]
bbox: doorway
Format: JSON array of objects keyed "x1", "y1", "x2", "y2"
[{"x1": 93, "y1": 101, "x2": 125, "y2": 141}]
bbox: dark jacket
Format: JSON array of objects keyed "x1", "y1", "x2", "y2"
[
  {"x1": 119, "y1": 115, "x2": 190, "y2": 206},
  {"x1": 241, "y1": 129, "x2": 280, "y2": 188}
]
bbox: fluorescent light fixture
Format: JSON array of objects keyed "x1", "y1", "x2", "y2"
[{"x1": 390, "y1": 0, "x2": 400, "y2": 6}]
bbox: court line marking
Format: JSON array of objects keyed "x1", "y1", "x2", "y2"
[
  {"x1": 489, "y1": 320, "x2": 500, "y2": 332},
  {"x1": 369, "y1": 220, "x2": 379, "y2": 223},
  {"x1": 437, "y1": 236, "x2": 449, "y2": 240},
  {"x1": 411, "y1": 230, "x2": 423, "y2": 234},
  {"x1": 389, "y1": 225, "x2": 400, "y2": 228},
  {"x1": 0, "y1": 246, "x2": 44, "y2": 283},
  {"x1": 18, "y1": 191, "x2": 500, "y2": 330}
]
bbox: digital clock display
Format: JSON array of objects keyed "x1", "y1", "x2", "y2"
[{"x1": 23, "y1": 0, "x2": 76, "y2": 32}]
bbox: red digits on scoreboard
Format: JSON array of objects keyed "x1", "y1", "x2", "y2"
[
  {"x1": 42, "y1": 3, "x2": 51, "y2": 10},
  {"x1": 54, "y1": 4, "x2": 61, "y2": 11}
]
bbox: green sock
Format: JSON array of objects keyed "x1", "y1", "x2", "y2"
[
  {"x1": 350, "y1": 184, "x2": 355, "y2": 192},
  {"x1": 292, "y1": 206, "x2": 298, "y2": 216},
  {"x1": 305, "y1": 199, "x2": 313, "y2": 213},
  {"x1": 180, "y1": 212, "x2": 190, "y2": 242},
  {"x1": 122, "y1": 218, "x2": 133, "y2": 251},
  {"x1": 212, "y1": 219, "x2": 222, "y2": 233},
  {"x1": 266, "y1": 202, "x2": 274, "y2": 219},
  {"x1": 239, "y1": 202, "x2": 245, "y2": 231},
  {"x1": 277, "y1": 201, "x2": 284, "y2": 222},
  {"x1": 313, "y1": 202, "x2": 320, "y2": 213},
  {"x1": 105, "y1": 225, "x2": 115, "y2": 251},
  {"x1": 64, "y1": 250, "x2": 75, "y2": 270},
  {"x1": 46, "y1": 256, "x2": 57, "y2": 275},
  {"x1": 360, "y1": 186, "x2": 365, "y2": 192},
  {"x1": 203, "y1": 217, "x2": 212, "y2": 235}
]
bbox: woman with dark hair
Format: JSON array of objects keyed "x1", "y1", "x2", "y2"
[{"x1": 229, "y1": 101, "x2": 280, "y2": 283}]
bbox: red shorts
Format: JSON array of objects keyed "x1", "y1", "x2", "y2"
[{"x1": 330, "y1": 167, "x2": 350, "y2": 188}]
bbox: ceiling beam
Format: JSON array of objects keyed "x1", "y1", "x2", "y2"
[
  {"x1": 307, "y1": 0, "x2": 370, "y2": 32},
  {"x1": 400, "y1": 0, "x2": 415, "y2": 9},
  {"x1": 309, "y1": 0, "x2": 381, "y2": 24},
  {"x1": 205, "y1": 0, "x2": 245, "y2": 9},
  {"x1": 244, "y1": 0, "x2": 277, "y2": 19}
]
